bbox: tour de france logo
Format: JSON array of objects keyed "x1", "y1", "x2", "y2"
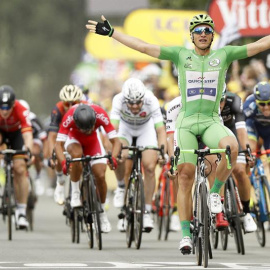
[{"x1": 209, "y1": 59, "x2": 220, "y2": 67}]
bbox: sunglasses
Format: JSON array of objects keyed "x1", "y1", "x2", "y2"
[
  {"x1": 0, "y1": 104, "x2": 11, "y2": 110},
  {"x1": 63, "y1": 101, "x2": 80, "y2": 107},
  {"x1": 256, "y1": 100, "x2": 270, "y2": 107},
  {"x1": 192, "y1": 26, "x2": 214, "y2": 35},
  {"x1": 127, "y1": 100, "x2": 143, "y2": 105}
]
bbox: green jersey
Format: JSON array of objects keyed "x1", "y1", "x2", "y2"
[{"x1": 159, "y1": 46, "x2": 247, "y2": 117}]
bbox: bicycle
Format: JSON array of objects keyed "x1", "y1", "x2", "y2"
[
  {"x1": 0, "y1": 148, "x2": 30, "y2": 240},
  {"x1": 119, "y1": 144, "x2": 164, "y2": 249},
  {"x1": 65, "y1": 152, "x2": 113, "y2": 250},
  {"x1": 26, "y1": 173, "x2": 37, "y2": 231},
  {"x1": 154, "y1": 156, "x2": 175, "y2": 241},
  {"x1": 176, "y1": 145, "x2": 231, "y2": 268},
  {"x1": 249, "y1": 148, "x2": 270, "y2": 247}
]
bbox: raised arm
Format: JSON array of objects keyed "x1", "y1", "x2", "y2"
[
  {"x1": 247, "y1": 35, "x2": 270, "y2": 57},
  {"x1": 86, "y1": 15, "x2": 161, "y2": 58}
]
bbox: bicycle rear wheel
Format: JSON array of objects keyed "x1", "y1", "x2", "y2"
[
  {"x1": 89, "y1": 176, "x2": 102, "y2": 250},
  {"x1": 225, "y1": 177, "x2": 245, "y2": 255},
  {"x1": 134, "y1": 173, "x2": 145, "y2": 249},
  {"x1": 252, "y1": 204, "x2": 265, "y2": 247},
  {"x1": 164, "y1": 177, "x2": 171, "y2": 241},
  {"x1": 125, "y1": 177, "x2": 134, "y2": 248},
  {"x1": 220, "y1": 227, "x2": 229, "y2": 250}
]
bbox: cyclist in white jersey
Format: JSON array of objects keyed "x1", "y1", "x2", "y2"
[{"x1": 110, "y1": 78, "x2": 167, "y2": 232}]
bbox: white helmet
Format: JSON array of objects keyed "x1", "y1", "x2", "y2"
[
  {"x1": 59, "y1": 85, "x2": 83, "y2": 102},
  {"x1": 122, "y1": 78, "x2": 146, "y2": 102},
  {"x1": 19, "y1": 99, "x2": 30, "y2": 110}
]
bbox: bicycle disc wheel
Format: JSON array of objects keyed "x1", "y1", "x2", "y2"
[
  {"x1": 164, "y1": 178, "x2": 171, "y2": 241},
  {"x1": 89, "y1": 177, "x2": 102, "y2": 250},
  {"x1": 134, "y1": 173, "x2": 145, "y2": 249},
  {"x1": 125, "y1": 177, "x2": 134, "y2": 248}
]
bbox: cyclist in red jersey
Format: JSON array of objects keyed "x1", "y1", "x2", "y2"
[
  {"x1": 47, "y1": 85, "x2": 85, "y2": 205},
  {"x1": 0, "y1": 85, "x2": 33, "y2": 229},
  {"x1": 54, "y1": 103, "x2": 121, "y2": 233}
]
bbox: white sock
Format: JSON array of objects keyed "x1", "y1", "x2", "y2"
[
  {"x1": 16, "y1": 203, "x2": 27, "y2": 216},
  {"x1": 145, "y1": 204, "x2": 152, "y2": 213},
  {"x1": 71, "y1": 180, "x2": 80, "y2": 193},
  {"x1": 56, "y1": 171, "x2": 65, "y2": 185}
]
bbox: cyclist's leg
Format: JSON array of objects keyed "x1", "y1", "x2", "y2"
[
  {"x1": 175, "y1": 126, "x2": 197, "y2": 249},
  {"x1": 8, "y1": 130, "x2": 29, "y2": 228},
  {"x1": 66, "y1": 140, "x2": 83, "y2": 208},
  {"x1": 113, "y1": 121, "x2": 132, "y2": 208}
]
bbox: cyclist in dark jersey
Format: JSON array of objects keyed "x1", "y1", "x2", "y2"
[
  {"x1": 220, "y1": 92, "x2": 257, "y2": 232},
  {"x1": 243, "y1": 82, "x2": 270, "y2": 170},
  {"x1": 87, "y1": 13, "x2": 270, "y2": 253}
]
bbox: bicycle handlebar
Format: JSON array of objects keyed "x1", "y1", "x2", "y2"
[
  {"x1": 174, "y1": 145, "x2": 232, "y2": 170},
  {"x1": 120, "y1": 144, "x2": 165, "y2": 160},
  {"x1": 0, "y1": 149, "x2": 30, "y2": 160},
  {"x1": 66, "y1": 152, "x2": 113, "y2": 169},
  {"x1": 252, "y1": 148, "x2": 270, "y2": 157}
]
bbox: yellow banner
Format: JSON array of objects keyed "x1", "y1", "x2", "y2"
[
  {"x1": 85, "y1": 9, "x2": 220, "y2": 60},
  {"x1": 124, "y1": 9, "x2": 204, "y2": 47},
  {"x1": 84, "y1": 27, "x2": 158, "y2": 61}
]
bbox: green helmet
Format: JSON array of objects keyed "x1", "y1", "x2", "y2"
[{"x1": 189, "y1": 14, "x2": 215, "y2": 32}]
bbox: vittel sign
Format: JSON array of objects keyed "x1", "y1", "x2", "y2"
[{"x1": 208, "y1": 0, "x2": 270, "y2": 36}]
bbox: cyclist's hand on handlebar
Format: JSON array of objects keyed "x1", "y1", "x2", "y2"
[
  {"x1": 158, "y1": 153, "x2": 168, "y2": 167},
  {"x1": 167, "y1": 169, "x2": 178, "y2": 180},
  {"x1": 48, "y1": 157, "x2": 56, "y2": 169},
  {"x1": 246, "y1": 155, "x2": 255, "y2": 168},
  {"x1": 61, "y1": 160, "x2": 68, "y2": 175},
  {"x1": 107, "y1": 156, "x2": 118, "y2": 170}
]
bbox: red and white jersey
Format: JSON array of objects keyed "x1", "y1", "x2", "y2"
[
  {"x1": 56, "y1": 103, "x2": 117, "y2": 142},
  {"x1": 0, "y1": 100, "x2": 32, "y2": 133}
]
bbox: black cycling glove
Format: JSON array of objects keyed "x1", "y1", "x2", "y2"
[{"x1": 96, "y1": 19, "x2": 114, "y2": 37}]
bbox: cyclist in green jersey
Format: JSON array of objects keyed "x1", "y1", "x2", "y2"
[{"x1": 86, "y1": 14, "x2": 270, "y2": 254}]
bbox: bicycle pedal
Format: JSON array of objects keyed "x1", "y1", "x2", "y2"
[
  {"x1": 143, "y1": 227, "x2": 152, "y2": 233},
  {"x1": 180, "y1": 247, "x2": 192, "y2": 255}
]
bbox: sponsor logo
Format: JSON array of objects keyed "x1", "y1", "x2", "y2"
[
  {"x1": 167, "y1": 104, "x2": 180, "y2": 114},
  {"x1": 209, "y1": 59, "x2": 220, "y2": 67},
  {"x1": 188, "y1": 79, "x2": 216, "y2": 84},
  {"x1": 63, "y1": 115, "x2": 73, "y2": 128},
  {"x1": 184, "y1": 63, "x2": 192, "y2": 69},
  {"x1": 139, "y1": 111, "x2": 147, "y2": 117},
  {"x1": 96, "y1": 113, "x2": 109, "y2": 125}
]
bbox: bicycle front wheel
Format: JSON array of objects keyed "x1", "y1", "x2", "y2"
[
  {"x1": 164, "y1": 177, "x2": 171, "y2": 241},
  {"x1": 6, "y1": 169, "x2": 14, "y2": 241},
  {"x1": 134, "y1": 173, "x2": 145, "y2": 249},
  {"x1": 199, "y1": 183, "x2": 209, "y2": 268},
  {"x1": 125, "y1": 177, "x2": 134, "y2": 248},
  {"x1": 89, "y1": 176, "x2": 102, "y2": 250}
]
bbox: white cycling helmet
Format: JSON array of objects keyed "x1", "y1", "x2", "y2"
[
  {"x1": 59, "y1": 85, "x2": 83, "y2": 102},
  {"x1": 122, "y1": 78, "x2": 146, "y2": 102},
  {"x1": 19, "y1": 99, "x2": 30, "y2": 110}
]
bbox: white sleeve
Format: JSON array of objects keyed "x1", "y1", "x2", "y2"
[
  {"x1": 110, "y1": 93, "x2": 122, "y2": 121},
  {"x1": 166, "y1": 96, "x2": 182, "y2": 133},
  {"x1": 149, "y1": 95, "x2": 164, "y2": 124}
]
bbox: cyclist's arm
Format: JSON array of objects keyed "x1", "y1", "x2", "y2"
[
  {"x1": 109, "y1": 137, "x2": 121, "y2": 159},
  {"x1": 54, "y1": 140, "x2": 65, "y2": 165},
  {"x1": 86, "y1": 16, "x2": 161, "y2": 58},
  {"x1": 47, "y1": 131, "x2": 57, "y2": 158},
  {"x1": 22, "y1": 131, "x2": 33, "y2": 153},
  {"x1": 167, "y1": 132, "x2": 174, "y2": 158},
  {"x1": 247, "y1": 35, "x2": 270, "y2": 57},
  {"x1": 155, "y1": 124, "x2": 167, "y2": 155},
  {"x1": 112, "y1": 29, "x2": 161, "y2": 58}
]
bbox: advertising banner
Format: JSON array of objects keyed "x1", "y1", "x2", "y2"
[{"x1": 208, "y1": 0, "x2": 270, "y2": 36}]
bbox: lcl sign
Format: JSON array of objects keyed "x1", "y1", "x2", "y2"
[{"x1": 208, "y1": 0, "x2": 270, "y2": 36}]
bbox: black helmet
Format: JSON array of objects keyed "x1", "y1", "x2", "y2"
[
  {"x1": 73, "y1": 104, "x2": 96, "y2": 132},
  {"x1": 0, "y1": 85, "x2": 16, "y2": 108},
  {"x1": 253, "y1": 82, "x2": 270, "y2": 101}
]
